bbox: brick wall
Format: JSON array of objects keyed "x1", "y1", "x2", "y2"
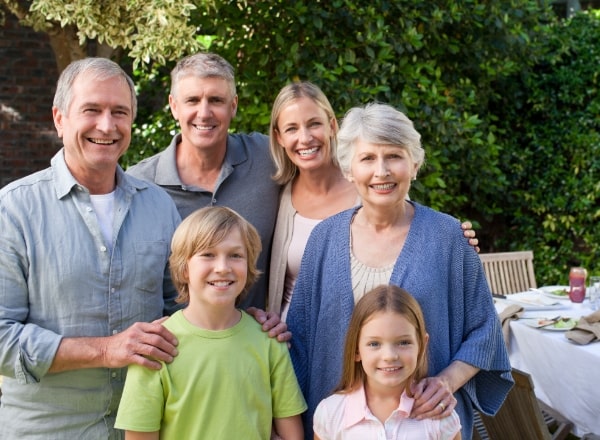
[{"x1": 1, "y1": 13, "x2": 61, "y2": 188}]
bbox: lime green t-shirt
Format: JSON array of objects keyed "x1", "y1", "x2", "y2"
[{"x1": 115, "y1": 310, "x2": 306, "y2": 439}]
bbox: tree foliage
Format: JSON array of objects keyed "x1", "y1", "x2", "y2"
[
  {"x1": 492, "y1": 10, "x2": 600, "y2": 284},
  {"x1": 1, "y1": 0, "x2": 202, "y2": 71},
  {"x1": 125, "y1": 0, "x2": 554, "y2": 225}
]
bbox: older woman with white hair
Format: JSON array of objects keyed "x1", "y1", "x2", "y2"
[{"x1": 286, "y1": 103, "x2": 512, "y2": 440}]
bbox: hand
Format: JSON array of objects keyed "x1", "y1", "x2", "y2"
[
  {"x1": 246, "y1": 307, "x2": 292, "y2": 342},
  {"x1": 461, "y1": 221, "x2": 480, "y2": 253},
  {"x1": 410, "y1": 376, "x2": 457, "y2": 420},
  {"x1": 103, "y1": 319, "x2": 179, "y2": 370}
]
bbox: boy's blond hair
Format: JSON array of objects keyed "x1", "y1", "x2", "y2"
[{"x1": 169, "y1": 206, "x2": 262, "y2": 305}]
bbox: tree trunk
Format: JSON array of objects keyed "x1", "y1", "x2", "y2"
[{"x1": 46, "y1": 24, "x2": 87, "y2": 74}]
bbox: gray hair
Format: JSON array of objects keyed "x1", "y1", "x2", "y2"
[
  {"x1": 170, "y1": 53, "x2": 236, "y2": 99},
  {"x1": 53, "y1": 57, "x2": 137, "y2": 119},
  {"x1": 336, "y1": 102, "x2": 424, "y2": 175}
]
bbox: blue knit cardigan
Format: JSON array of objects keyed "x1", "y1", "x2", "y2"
[{"x1": 286, "y1": 203, "x2": 513, "y2": 440}]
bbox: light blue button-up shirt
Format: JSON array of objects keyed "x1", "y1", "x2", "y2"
[{"x1": 0, "y1": 150, "x2": 181, "y2": 439}]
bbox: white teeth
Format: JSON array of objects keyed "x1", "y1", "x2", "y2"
[
  {"x1": 193, "y1": 124, "x2": 214, "y2": 130},
  {"x1": 298, "y1": 147, "x2": 318, "y2": 156},
  {"x1": 380, "y1": 367, "x2": 400, "y2": 372},
  {"x1": 209, "y1": 281, "x2": 232, "y2": 287},
  {"x1": 89, "y1": 138, "x2": 115, "y2": 145},
  {"x1": 372, "y1": 183, "x2": 395, "y2": 190}
]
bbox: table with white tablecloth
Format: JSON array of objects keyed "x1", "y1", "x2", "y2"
[{"x1": 495, "y1": 297, "x2": 600, "y2": 437}]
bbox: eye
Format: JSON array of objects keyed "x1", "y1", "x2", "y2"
[
  {"x1": 198, "y1": 251, "x2": 214, "y2": 258},
  {"x1": 366, "y1": 341, "x2": 380, "y2": 348},
  {"x1": 231, "y1": 253, "x2": 245, "y2": 259},
  {"x1": 284, "y1": 127, "x2": 297, "y2": 134}
]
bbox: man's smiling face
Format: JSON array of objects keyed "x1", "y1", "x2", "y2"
[{"x1": 53, "y1": 72, "x2": 133, "y2": 185}]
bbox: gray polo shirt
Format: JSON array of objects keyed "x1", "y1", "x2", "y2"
[{"x1": 127, "y1": 132, "x2": 280, "y2": 309}]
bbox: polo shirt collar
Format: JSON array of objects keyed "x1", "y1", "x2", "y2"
[{"x1": 343, "y1": 385, "x2": 414, "y2": 429}]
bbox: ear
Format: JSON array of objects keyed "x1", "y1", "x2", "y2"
[
  {"x1": 168, "y1": 94, "x2": 178, "y2": 120},
  {"x1": 52, "y1": 107, "x2": 64, "y2": 138},
  {"x1": 346, "y1": 174, "x2": 354, "y2": 183},
  {"x1": 230, "y1": 94, "x2": 238, "y2": 118},
  {"x1": 423, "y1": 333, "x2": 430, "y2": 351},
  {"x1": 355, "y1": 351, "x2": 361, "y2": 362}
]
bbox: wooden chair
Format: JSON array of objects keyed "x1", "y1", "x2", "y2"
[
  {"x1": 479, "y1": 251, "x2": 537, "y2": 295},
  {"x1": 476, "y1": 369, "x2": 573, "y2": 440}
]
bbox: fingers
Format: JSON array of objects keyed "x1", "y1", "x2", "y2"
[
  {"x1": 245, "y1": 306, "x2": 266, "y2": 324},
  {"x1": 106, "y1": 322, "x2": 179, "y2": 369},
  {"x1": 411, "y1": 377, "x2": 456, "y2": 420}
]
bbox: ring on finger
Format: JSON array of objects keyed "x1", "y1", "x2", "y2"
[{"x1": 438, "y1": 402, "x2": 446, "y2": 411}]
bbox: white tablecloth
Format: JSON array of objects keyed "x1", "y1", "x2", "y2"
[{"x1": 496, "y1": 298, "x2": 600, "y2": 436}]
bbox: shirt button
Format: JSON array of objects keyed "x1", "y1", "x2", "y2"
[
  {"x1": 100, "y1": 246, "x2": 107, "y2": 252},
  {"x1": 111, "y1": 288, "x2": 116, "y2": 293},
  {"x1": 86, "y1": 206, "x2": 92, "y2": 212},
  {"x1": 212, "y1": 198, "x2": 217, "y2": 204},
  {"x1": 111, "y1": 371, "x2": 117, "y2": 378},
  {"x1": 112, "y1": 329, "x2": 118, "y2": 335}
]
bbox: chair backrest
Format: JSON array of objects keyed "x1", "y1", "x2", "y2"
[
  {"x1": 478, "y1": 369, "x2": 555, "y2": 440},
  {"x1": 479, "y1": 251, "x2": 537, "y2": 295}
]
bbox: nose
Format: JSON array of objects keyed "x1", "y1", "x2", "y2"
[
  {"x1": 214, "y1": 255, "x2": 231, "y2": 273},
  {"x1": 97, "y1": 109, "x2": 116, "y2": 132},
  {"x1": 383, "y1": 345, "x2": 400, "y2": 361},
  {"x1": 197, "y1": 99, "x2": 213, "y2": 118},
  {"x1": 375, "y1": 159, "x2": 389, "y2": 178},
  {"x1": 299, "y1": 125, "x2": 312, "y2": 143}
]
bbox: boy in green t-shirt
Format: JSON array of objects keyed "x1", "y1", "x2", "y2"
[{"x1": 115, "y1": 206, "x2": 306, "y2": 439}]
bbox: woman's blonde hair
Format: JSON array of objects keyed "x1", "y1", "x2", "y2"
[
  {"x1": 335, "y1": 284, "x2": 429, "y2": 396},
  {"x1": 169, "y1": 206, "x2": 262, "y2": 305},
  {"x1": 269, "y1": 81, "x2": 339, "y2": 185}
]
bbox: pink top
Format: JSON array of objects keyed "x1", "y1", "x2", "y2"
[{"x1": 313, "y1": 385, "x2": 461, "y2": 440}]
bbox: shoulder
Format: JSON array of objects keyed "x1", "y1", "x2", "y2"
[
  {"x1": 412, "y1": 202, "x2": 464, "y2": 239},
  {"x1": 0, "y1": 168, "x2": 52, "y2": 200},
  {"x1": 126, "y1": 151, "x2": 163, "y2": 179},
  {"x1": 314, "y1": 393, "x2": 347, "y2": 434},
  {"x1": 230, "y1": 132, "x2": 269, "y2": 150}
]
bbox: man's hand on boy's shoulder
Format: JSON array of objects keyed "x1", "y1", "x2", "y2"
[{"x1": 246, "y1": 307, "x2": 292, "y2": 343}]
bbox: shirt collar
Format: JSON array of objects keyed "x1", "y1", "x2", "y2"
[
  {"x1": 154, "y1": 133, "x2": 248, "y2": 186},
  {"x1": 51, "y1": 148, "x2": 143, "y2": 199},
  {"x1": 343, "y1": 384, "x2": 414, "y2": 429}
]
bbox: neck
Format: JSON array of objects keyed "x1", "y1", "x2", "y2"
[
  {"x1": 182, "y1": 304, "x2": 241, "y2": 330},
  {"x1": 294, "y1": 163, "x2": 347, "y2": 193},
  {"x1": 356, "y1": 200, "x2": 412, "y2": 231}
]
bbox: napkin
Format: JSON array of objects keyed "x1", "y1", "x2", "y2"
[
  {"x1": 498, "y1": 304, "x2": 524, "y2": 348},
  {"x1": 566, "y1": 310, "x2": 600, "y2": 345}
]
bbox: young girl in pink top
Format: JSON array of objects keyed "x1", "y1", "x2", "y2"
[{"x1": 313, "y1": 285, "x2": 462, "y2": 440}]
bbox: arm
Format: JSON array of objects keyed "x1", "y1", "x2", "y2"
[
  {"x1": 274, "y1": 415, "x2": 303, "y2": 440},
  {"x1": 49, "y1": 319, "x2": 178, "y2": 372},
  {"x1": 411, "y1": 360, "x2": 479, "y2": 419},
  {"x1": 125, "y1": 431, "x2": 159, "y2": 440}
]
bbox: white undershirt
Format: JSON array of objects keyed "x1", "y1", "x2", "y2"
[{"x1": 90, "y1": 191, "x2": 115, "y2": 251}]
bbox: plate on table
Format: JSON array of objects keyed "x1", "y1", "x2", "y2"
[
  {"x1": 522, "y1": 317, "x2": 578, "y2": 331},
  {"x1": 536, "y1": 285, "x2": 570, "y2": 300},
  {"x1": 504, "y1": 292, "x2": 564, "y2": 310}
]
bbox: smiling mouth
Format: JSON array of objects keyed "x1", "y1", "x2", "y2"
[
  {"x1": 88, "y1": 138, "x2": 117, "y2": 145},
  {"x1": 192, "y1": 124, "x2": 216, "y2": 131},
  {"x1": 298, "y1": 147, "x2": 319, "y2": 157},
  {"x1": 379, "y1": 366, "x2": 401, "y2": 372},
  {"x1": 371, "y1": 183, "x2": 396, "y2": 190},
  {"x1": 208, "y1": 281, "x2": 234, "y2": 287}
]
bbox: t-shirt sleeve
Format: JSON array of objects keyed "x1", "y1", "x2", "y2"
[
  {"x1": 114, "y1": 363, "x2": 165, "y2": 432},
  {"x1": 270, "y1": 340, "x2": 307, "y2": 419}
]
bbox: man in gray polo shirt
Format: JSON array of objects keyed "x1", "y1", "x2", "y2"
[{"x1": 128, "y1": 53, "x2": 279, "y2": 311}]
